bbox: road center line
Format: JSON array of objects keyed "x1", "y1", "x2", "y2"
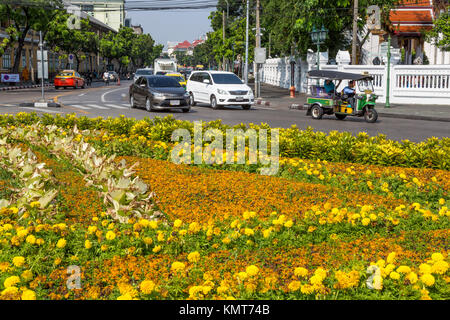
[{"x1": 101, "y1": 87, "x2": 127, "y2": 103}]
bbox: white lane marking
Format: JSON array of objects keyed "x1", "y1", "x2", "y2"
[
  {"x1": 70, "y1": 105, "x2": 92, "y2": 110},
  {"x1": 105, "y1": 104, "x2": 128, "y2": 110},
  {"x1": 1, "y1": 104, "x2": 16, "y2": 107},
  {"x1": 21, "y1": 107, "x2": 62, "y2": 114},
  {"x1": 78, "y1": 93, "x2": 86, "y2": 97},
  {"x1": 121, "y1": 104, "x2": 131, "y2": 107},
  {"x1": 101, "y1": 87, "x2": 127, "y2": 103},
  {"x1": 254, "y1": 107, "x2": 275, "y2": 110},
  {"x1": 87, "y1": 104, "x2": 109, "y2": 110}
]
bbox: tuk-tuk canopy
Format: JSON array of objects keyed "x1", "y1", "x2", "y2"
[{"x1": 307, "y1": 70, "x2": 374, "y2": 81}]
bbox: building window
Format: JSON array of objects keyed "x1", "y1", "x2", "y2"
[
  {"x1": 2, "y1": 50, "x2": 11, "y2": 69},
  {"x1": 22, "y1": 50, "x2": 26, "y2": 68}
]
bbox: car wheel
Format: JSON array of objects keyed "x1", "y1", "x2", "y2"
[
  {"x1": 145, "y1": 97, "x2": 153, "y2": 112},
  {"x1": 364, "y1": 108, "x2": 378, "y2": 123},
  {"x1": 211, "y1": 95, "x2": 219, "y2": 110},
  {"x1": 55, "y1": 86, "x2": 59, "y2": 90},
  {"x1": 311, "y1": 105, "x2": 323, "y2": 120},
  {"x1": 189, "y1": 93, "x2": 196, "y2": 106},
  {"x1": 335, "y1": 113, "x2": 347, "y2": 120},
  {"x1": 130, "y1": 95, "x2": 136, "y2": 108},
  {"x1": 242, "y1": 105, "x2": 251, "y2": 110}
]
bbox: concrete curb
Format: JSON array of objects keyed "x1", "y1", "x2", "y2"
[
  {"x1": 1, "y1": 84, "x2": 53, "y2": 91},
  {"x1": 19, "y1": 101, "x2": 61, "y2": 108}
]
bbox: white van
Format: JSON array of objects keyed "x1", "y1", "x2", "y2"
[
  {"x1": 154, "y1": 58, "x2": 177, "y2": 75},
  {"x1": 186, "y1": 71, "x2": 254, "y2": 110}
]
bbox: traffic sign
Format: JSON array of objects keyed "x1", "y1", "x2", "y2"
[
  {"x1": 37, "y1": 50, "x2": 48, "y2": 79},
  {"x1": 68, "y1": 54, "x2": 74, "y2": 64}
]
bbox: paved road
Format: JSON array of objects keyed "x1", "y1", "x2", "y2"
[{"x1": 0, "y1": 80, "x2": 448, "y2": 142}]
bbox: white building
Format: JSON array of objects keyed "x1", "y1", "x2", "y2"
[{"x1": 69, "y1": 0, "x2": 125, "y2": 32}]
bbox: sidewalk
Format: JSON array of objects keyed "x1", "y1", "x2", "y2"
[{"x1": 257, "y1": 83, "x2": 450, "y2": 122}]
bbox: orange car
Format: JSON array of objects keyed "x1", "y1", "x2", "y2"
[{"x1": 54, "y1": 70, "x2": 85, "y2": 89}]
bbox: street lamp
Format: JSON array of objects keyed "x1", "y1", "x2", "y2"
[{"x1": 310, "y1": 25, "x2": 328, "y2": 70}]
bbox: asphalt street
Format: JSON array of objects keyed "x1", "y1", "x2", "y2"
[{"x1": 0, "y1": 80, "x2": 449, "y2": 142}]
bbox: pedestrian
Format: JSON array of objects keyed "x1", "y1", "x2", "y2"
[{"x1": 88, "y1": 72, "x2": 93, "y2": 86}]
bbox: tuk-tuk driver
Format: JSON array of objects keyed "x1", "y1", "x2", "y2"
[
  {"x1": 324, "y1": 80, "x2": 335, "y2": 95},
  {"x1": 343, "y1": 80, "x2": 356, "y2": 108}
]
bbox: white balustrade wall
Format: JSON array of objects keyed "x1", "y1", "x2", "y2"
[{"x1": 261, "y1": 57, "x2": 450, "y2": 105}]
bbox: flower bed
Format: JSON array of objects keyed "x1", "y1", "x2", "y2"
[{"x1": 0, "y1": 120, "x2": 448, "y2": 300}]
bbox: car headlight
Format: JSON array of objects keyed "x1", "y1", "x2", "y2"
[
  {"x1": 153, "y1": 92, "x2": 164, "y2": 98},
  {"x1": 217, "y1": 88, "x2": 228, "y2": 95},
  {"x1": 248, "y1": 89, "x2": 254, "y2": 96}
]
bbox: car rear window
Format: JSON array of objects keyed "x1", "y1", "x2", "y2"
[
  {"x1": 58, "y1": 72, "x2": 73, "y2": 77},
  {"x1": 136, "y1": 70, "x2": 153, "y2": 75},
  {"x1": 147, "y1": 77, "x2": 181, "y2": 88},
  {"x1": 211, "y1": 73, "x2": 243, "y2": 84}
]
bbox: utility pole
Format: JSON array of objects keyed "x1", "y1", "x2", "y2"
[
  {"x1": 39, "y1": 31, "x2": 45, "y2": 102},
  {"x1": 244, "y1": 0, "x2": 249, "y2": 84},
  {"x1": 352, "y1": 0, "x2": 359, "y2": 65},
  {"x1": 223, "y1": 9, "x2": 226, "y2": 71},
  {"x1": 255, "y1": 0, "x2": 261, "y2": 97}
]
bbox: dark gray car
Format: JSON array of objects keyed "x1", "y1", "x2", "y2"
[{"x1": 129, "y1": 76, "x2": 190, "y2": 113}]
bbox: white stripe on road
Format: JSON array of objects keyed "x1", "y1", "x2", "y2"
[
  {"x1": 1, "y1": 104, "x2": 16, "y2": 107},
  {"x1": 104, "y1": 104, "x2": 128, "y2": 110},
  {"x1": 87, "y1": 104, "x2": 109, "y2": 110},
  {"x1": 254, "y1": 107, "x2": 275, "y2": 110},
  {"x1": 70, "y1": 105, "x2": 92, "y2": 110},
  {"x1": 21, "y1": 107, "x2": 62, "y2": 114},
  {"x1": 101, "y1": 87, "x2": 127, "y2": 103}
]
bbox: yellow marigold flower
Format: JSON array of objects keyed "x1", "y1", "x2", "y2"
[
  {"x1": 12, "y1": 256, "x2": 25, "y2": 267},
  {"x1": 222, "y1": 237, "x2": 231, "y2": 244},
  {"x1": 389, "y1": 271, "x2": 400, "y2": 280},
  {"x1": 143, "y1": 237, "x2": 153, "y2": 245},
  {"x1": 288, "y1": 280, "x2": 301, "y2": 292},
  {"x1": 88, "y1": 226, "x2": 97, "y2": 234},
  {"x1": 369, "y1": 214, "x2": 378, "y2": 221},
  {"x1": 294, "y1": 267, "x2": 308, "y2": 278},
  {"x1": 36, "y1": 238, "x2": 44, "y2": 246},
  {"x1": 157, "y1": 232, "x2": 165, "y2": 242},
  {"x1": 140, "y1": 280, "x2": 156, "y2": 294},
  {"x1": 431, "y1": 253, "x2": 444, "y2": 262},
  {"x1": 310, "y1": 275, "x2": 323, "y2": 285},
  {"x1": 419, "y1": 263, "x2": 432, "y2": 274},
  {"x1": 152, "y1": 245, "x2": 161, "y2": 253},
  {"x1": 21, "y1": 289, "x2": 36, "y2": 300},
  {"x1": 105, "y1": 231, "x2": 116, "y2": 241},
  {"x1": 171, "y1": 261, "x2": 186, "y2": 273},
  {"x1": 300, "y1": 284, "x2": 314, "y2": 295},
  {"x1": 237, "y1": 272, "x2": 248, "y2": 281},
  {"x1": 117, "y1": 293, "x2": 133, "y2": 300},
  {"x1": 308, "y1": 226, "x2": 316, "y2": 233},
  {"x1": 17, "y1": 229, "x2": 28, "y2": 238},
  {"x1": 173, "y1": 219, "x2": 182, "y2": 228},
  {"x1": 56, "y1": 238, "x2": 67, "y2": 248},
  {"x1": 406, "y1": 272, "x2": 418, "y2": 284},
  {"x1": 420, "y1": 273, "x2": 435, "y2": 287},
  {"x1": 179, "y1": 230, "x2": 187, "y2": 236},
  {"x1": 85, "y1": 240, "x2": 92, "y2": 249},
  {"x1": 361, "y1": 218, "x2": 371, "y2": 226},
  {"x1": 431, "y1": 260, "x2": 448, "y2": 275},
  {"x1": 25, "y1": 234, "x2": 36, "y2": 245},
  {"x1": 386, "y1": 252, "x2": 396, "y2": 264},
  {"x1": 188, "y1": 251, "x2": 201, "y2": 263},
  {"x1": 21, "y1": 270, "x2": 33, "y2": 281},
  {"x1": 101, "y1": 245, "x2": 108, "y2": 251},
  {"x1": 188, "y1": 222, "x2": 201, "y2": 233},
  {"x1": 246, "y1": 265, "x2": 259, "y2": 277},
  {"x1": 30, "y1": 201, "x2": 40, "y2": 208},
  {"x1": 149, "y1": 221, "x2": 158, "y2": 229},
  {"x1": 396, "y1": 266, "x2": 411, "y2": 274},
  {"x1": 439, "y1": 198, "x2": 445, "y2": 205},
  {"x1": 376, "y1": 259, "x2": 385, "y2": 268},
  {"x1": 244, "y1": 228, "x2": 254, "y2": 236},
  {"x1": 1, "y1": 286, "x2": 18, "y2": 296},
  {"x1": 4, "y1": 276, "x2": 20, "y2": 288},
  {"x1": 54, "y1": 258, "x2": 62, "y2": 266},
  {"x1": 138, "y1": 219, "x2": 150, "y2": 228},
  {"x1": 10, "y1": 207, "x2": 19, "y2": 214},
  {"x1": 284, "y1": 220, "x2": 294, "y2": 228}
]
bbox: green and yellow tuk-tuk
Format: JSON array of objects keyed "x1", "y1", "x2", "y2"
[{"x1": 304, "y1": 70, "x2": 379, "y2": 123}]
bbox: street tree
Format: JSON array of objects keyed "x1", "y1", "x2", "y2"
[
  {"x1": 427, "y1": 11, "x2": 449, "y2": 51},
  {"x1": 0, "y1": 0, "x2": 63, "y2": 72}
]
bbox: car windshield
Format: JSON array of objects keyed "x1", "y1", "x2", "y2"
[
  {"x1": 211, "y1": 73, "x2": 243, "y2": 84},
  {"x1": 59, "y1": 72, "x2": 73, "y2": 77},
  {"x1": 136, "y1": 70, "x2": 153, "y2": 75},
  {"x1": 148, "y1": 77, "x2": 181, "y2": 88}
]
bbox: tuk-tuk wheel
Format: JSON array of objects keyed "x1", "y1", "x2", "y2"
[
  {"x1": 364, "y1": 108, "x2": 378, "y2": 123},
  {"x1": 311, "y1": 105, "x2": 323, "y2": 120}
]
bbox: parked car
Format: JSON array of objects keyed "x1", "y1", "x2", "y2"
[
  {"x1": 133, "y1": 68, "x2": 154, "y2": 82},
  {"x1": 186, "y1": 71, "x2": 254, "y2": 110},
  {"x1": 129, "y1": 75, "x2": 190, "y2": 113},
  {"x1": 165, "y1": 73, "x2": 187, "y2": 88},
  {"x1": 54, "y1": 70, "x2": 85, "y2": 89}
]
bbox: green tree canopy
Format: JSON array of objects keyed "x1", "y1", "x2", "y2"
[{"x1": 427, "y1": 12, "x2": 449, "y2": 52}]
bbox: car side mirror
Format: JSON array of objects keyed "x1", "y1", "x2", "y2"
[{"x1": 203, "y1": 79, "x2": 210, "y2": 84}]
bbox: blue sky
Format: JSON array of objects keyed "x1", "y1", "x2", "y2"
[{"x1": 127, "y1": 9, "x2": 214, "y2": 49}]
